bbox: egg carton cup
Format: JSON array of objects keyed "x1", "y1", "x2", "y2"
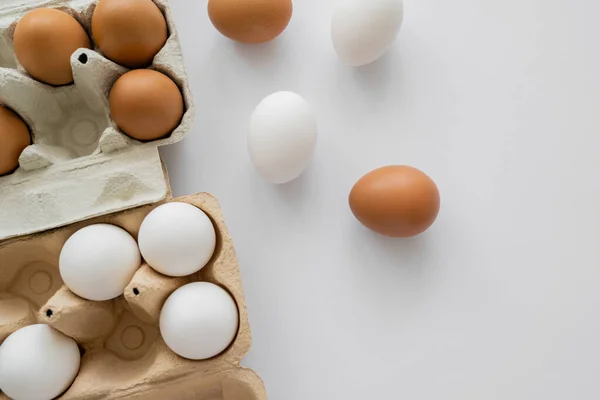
[
  {"x1": 0, "y1": 192, "x2": 266, "y2": 400},
  {"x1": 0, "y1": 0, "x2": 195, "y2": 241}
]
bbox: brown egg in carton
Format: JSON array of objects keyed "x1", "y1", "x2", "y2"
[
  {"x1": 0, "y1": 192, "x2": 266, "y2": 399},
  {"x1": 0, "y1": 0, "x2": 194, "y2": 241}
]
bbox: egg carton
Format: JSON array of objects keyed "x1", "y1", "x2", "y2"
[
  {"x1": 0, "y1": 0, "x2": 195, "y2": 241},
  {"x1": 0, "y1": 192, "x2": 266, "y2": 399}
]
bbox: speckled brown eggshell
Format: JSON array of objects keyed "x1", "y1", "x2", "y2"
[
  {"x1": 109, "y1": 69, "x2": 184, "y2": 141},
  {"x1": 349, "y1": 165, "x2": 441, "y2": 238},
  {"x1": 0, "y1": 106, "x2": 31, "y2": 176},
  {"x1": 13, "y1": 8, "x2": 91, "y2": 86},
  {"x1": 208, "y1": 0, "x2": 293, "y2": 44},
  {"x1": 92, "y1": 0, "x2": 168, "y2": 68}
]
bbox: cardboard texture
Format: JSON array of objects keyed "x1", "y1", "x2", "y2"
[
  {"x1": 0, "y1": 0, "x2": 265, "y2": 398},
  {"x1": 0, "y1": 193, "x2": 266, "y2": 399},
  {"x1": 0, "y1": 0, "x2": 195, "y2": 241}
]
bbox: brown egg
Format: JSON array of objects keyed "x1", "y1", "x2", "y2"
[
  {"x1": 92, "y1": 0, "x2": 168, "y2": 68},
  {"x1": 13, "y1": 8, "x2": 91, "y2": 86},
  {"x1": 0, "y1": 106, "x2": 31, "y2": 176},
  {"x1": 208, "y1": 0, "x2": 293, "y2": 44},
  {"x1": 109, "y1": 69, "x2": 184, "y2": 141},
  {"x1": 349, "y1": 165, "x2": 440, "y2": 238}
]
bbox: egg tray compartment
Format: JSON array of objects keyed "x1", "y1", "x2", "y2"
[
  {"x1": 0, "y1": 0, "x2": 195, "y2": 242},
  {"x1": 0, "y1": 192, "x2": 266, "y2": 400}
]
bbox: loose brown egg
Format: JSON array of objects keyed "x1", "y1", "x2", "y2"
[
  {"x1": 13, "y1": 8, "x2": 91, "y2": 86},
  {"x1": 349, "y1": 165, "x2": 440, "y2": 238},
  {"x1": 109, "y1": 69, "x2": 184, "y2": 141},
  {"x1": 0, "y1": 106, "x2": 31, "y2": 176},
  {"x1": 208, "y1": 0, "x2": 293, "y2": 44},
  {"x1": 92, "y1": 0, "x2": 168, "y2": 68}
]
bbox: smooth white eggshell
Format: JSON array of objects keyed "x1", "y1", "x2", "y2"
[
  {"x1": 248, "y1": 91, "x2": 318, "y2": 184},
  {"x1": 138, "y1": 202, "x2": 216, "y2": 277},
  {"x1": 331, "y1": 0, "x2": 404, "y2": 66},
  {"x1": 59, "y1": 224, "x2": 141, "y2": 301},
  {"x1": 159, "y1": 282, "x2": 239, "y2": 360},
  {"x1": 0, "y1": 324, "x2": 80, "y2": 400}
]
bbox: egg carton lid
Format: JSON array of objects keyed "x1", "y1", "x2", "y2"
[{"x1": 0, "y1": 0, "x2": 194, "y2": 242}]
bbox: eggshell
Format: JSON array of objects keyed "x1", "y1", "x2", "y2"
[
  {"x1": 0, "y1": 324, "x2": 80, "y2": 400},
  {"x1": 331, "y1": 0, "x2": 403, "y2": 66},
  {"x1": 248, "y1": 91, "x2": 317, "y2": 184},
  {"x1": 138, "y1": 202, "x2": 217, "y2": 277},
  {"x1": 0, "y1": 106, "x2": 30, "y2": 176},
  {"x1": 92, "y1": 0, "x2": 168, "y2": 68},
  {"x1": 109, "y1": 69, "x2": 184, "y2": 141},
  {"x1": 13, "y1": 8, "x2": 91, "y2": 85},
  {"x1": 160, "y1": 282, "x2": 239, "y2": 360},
  {"x1": 207, "y1": 0, "x2": 293, "y2": 44},
  {"x1": 349, "y1": 165, "x2": 440, "y2": 237},
  {"x1": 59, "y1": 224, "x2": 142, "y2": 301}
]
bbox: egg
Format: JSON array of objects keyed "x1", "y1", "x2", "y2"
[
  {"x1": 160, "y1": 282, "x2": 238, "y2": 360},
  {"x1": 331, "y1": 0, "x2": 403, "y2": 66},
  {"x1": 349, "y1": 165, "x2": 440, "y2": 237},
  {"x1": 207, "y1": 0, "x2": 293, "y2": 44},
  {"x1": 0, "y1": 324, "x2": 80, "y2": 400},
  {"x1": 0, "y1": 106, "x2": 30, "y2": 176},
  {"x1": 59, "y1": 224, "x2": 141, "y2": 301},
  {"x1": 138, "y1": 202, "x2": 216, "y2": 277},
  {"x1": 109, "y1": 69, "x2": 184, "y2": 141},
  {"x1": 13, "y1": 8, "x2": 91, "y2": 85},
  {"x1": 92, "y1": 0, "x2": 168, "y2": 68},
  {"x1": 248, "y1": 91, "x2": 317, "y2": 184}
]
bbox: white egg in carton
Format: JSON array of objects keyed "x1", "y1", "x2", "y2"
[
  {"x1": 0, "y1": 0, "x2": 194, "y2": 241},
  {"x1": 0, "y1": 193, "x2": 266, "y2": 399}
]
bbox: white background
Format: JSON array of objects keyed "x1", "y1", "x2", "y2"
[{"x1": 162, "y1": 0, "x2": 600, "y2": 399}]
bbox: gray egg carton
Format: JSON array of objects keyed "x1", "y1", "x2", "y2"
[{"x1": 0, "y1": 0, "x2": 195, "y2": 241}]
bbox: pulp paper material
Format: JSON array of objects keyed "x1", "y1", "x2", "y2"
[
  {"x1": 0, "y1": 0, "x2": 195, "y2": 241},
  {"x1": 0, "y1": 1, "x2": 263, "y2": 398},
  {"x1": 0, "y1": 193, "x2": 266, "y2": 400}
]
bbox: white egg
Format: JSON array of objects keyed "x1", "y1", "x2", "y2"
[
  {"x1": 138, "y1": 202, "x2": 216, "y2": 277},
  {"x1": 0, "y1": 324, "x2": 80, "y2": 400},
  {"x1": 59, "y1": 224, "x2": 141, "y2": 301},
  {"x1": 331, "y1": 0, "x2": 404, "y2": 66},
  {"x1": 159, "y1": 282, "x2": 238, "y2": 360},
  {"x1": 248, "y1": 91, "x2": 318, "y2": 184}
]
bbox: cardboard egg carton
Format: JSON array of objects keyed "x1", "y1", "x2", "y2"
[
  {"x1": 0, "y1": 192, "x2": 266, "y2": 399},
  {"x1": 0, "y1": 0, "x2": 266, "y2": 398},
  {"x1": 0, "y1": 0, "x2": 195, "y2": 241}
]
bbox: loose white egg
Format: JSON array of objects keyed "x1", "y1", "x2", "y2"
[
  {"x1": 159, "y1": 282, "x2": 238, "y2": 360},
  {"x1": 0, "y1": 324, "x2": 80, "y2": 400},
  {"x1": 138, "y1": 202, "x2": 216, "y2": 277},
  {"x1": 331, "y1": 0, "x2": 404, "y2": 66},
  {"x1": 59, "y1": 224, "x2": 141, "y2": 301},
  {"x1": 248, "y1": 91, "x2": 318, "y2": 184}
]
